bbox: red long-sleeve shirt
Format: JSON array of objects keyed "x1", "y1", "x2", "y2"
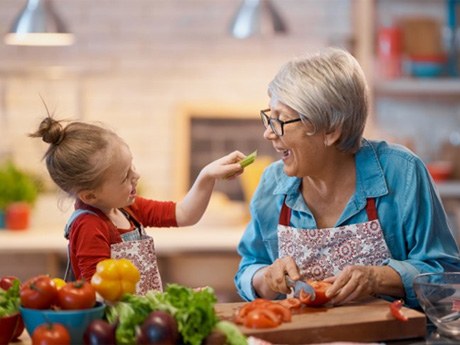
[{"x1": 68, "y1": 197, "x2": 177, "y2": 281}]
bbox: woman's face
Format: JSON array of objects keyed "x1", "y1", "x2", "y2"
[{"x1": 264, "y1": 99, "x2": 325, "y2": 178}]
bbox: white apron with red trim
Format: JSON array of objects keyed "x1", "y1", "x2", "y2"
[{"x1": 278, "y1": 198, "x2": 391, "y2": 280}]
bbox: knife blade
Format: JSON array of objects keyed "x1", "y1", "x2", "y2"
[{"x1": 285, "y1": 275, "x2": 316, "y2": 301}]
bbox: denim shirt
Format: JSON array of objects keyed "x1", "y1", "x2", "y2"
[{"x1": 235, "y1": 139, "x2": 460, "y2": 307}]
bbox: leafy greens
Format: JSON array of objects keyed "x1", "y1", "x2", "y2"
[{"x1": 106, "y1": 284, "x2": 222, "y2": 345}]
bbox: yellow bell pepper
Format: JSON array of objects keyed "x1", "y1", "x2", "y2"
[{"x1": 90, "y1": 258, "x2": 140, "y2": 302}]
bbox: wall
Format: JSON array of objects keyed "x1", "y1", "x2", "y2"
[{"x1": 0, "y1": 0, "x2": 352, "y2": 202}]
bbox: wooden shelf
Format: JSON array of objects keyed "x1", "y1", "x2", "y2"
[
  {"x1": 436, "y1": 181, "x2": 460, "y2": 198},
  {"x1": 375, "y1": 78, "x2": 460, "y2": 96}
]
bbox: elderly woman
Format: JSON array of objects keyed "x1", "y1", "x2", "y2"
[{"x1": 234, "y1": 47, "x2": 460, "y2": 308}]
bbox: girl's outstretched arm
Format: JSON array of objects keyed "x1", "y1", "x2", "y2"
[{"x1": 175, "y1": 150, "x2": 246, "y2": 226}]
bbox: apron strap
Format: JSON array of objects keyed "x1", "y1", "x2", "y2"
[
  {"x1": 279, "y1": 197, "x2": 379, "y2": 227},
  {"x1": 279, "y1": 199, "x2": 291, "y2": 226},
  {"x1": 365, "y1": 198, "x2": 378, "y2": 221}
]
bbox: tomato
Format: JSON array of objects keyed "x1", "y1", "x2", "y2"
[
  {"x1": 299, "y1": 280, "x2": 332, "y2": 307},
  {"x1": 279, "y1": 297, "x2": 302, "y2": 310},
  {"x1": 266, "y1": 303, "x2": 291, "y2": 322},
  {"x1": 0, "y1": 276, "x2": 20, "y2": 291},
  {"x1": 243, "y1": 309, "x2": 281, "y2": 329},
  {"x1": 237, "y1": 299, "x2": 271, "y2": 319},
  {"x1": 20, "y1": 275, "x2": 58, "y2": 310},
  {"x1": 32, "y1": 323, "x2": 71, "y2": 345},
  {"x1": 390, "y1": 299, "x2": 408, "y2": 322},
  {"x1": 57, "y1": 280, "x2": 96, "y2": 310},
  {"x1": 235, "y1": 298, "x2": 292, "y2": 329}
]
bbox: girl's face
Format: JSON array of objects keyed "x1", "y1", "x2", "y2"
[
  {"x1": 264, "y1": 99, "x2": 325, "y2": 178},
  {"x1": 93, "y1": 141, "x2": 140, "y2": 211}
]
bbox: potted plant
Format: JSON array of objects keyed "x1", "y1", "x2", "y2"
[{"x1": 0, "y1": 161, "x2": 40, "y2": 230}]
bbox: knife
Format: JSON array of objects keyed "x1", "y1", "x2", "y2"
[{"x1": 285, "y1": 275, "x2": 316, "y2": 301}]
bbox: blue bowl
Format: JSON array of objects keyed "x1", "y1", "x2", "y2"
[
  {"x1": 410, "y1": 61, "x2": 444, "y2": 78},
  {"x1": 20, "y1": 302, "x2": 105, "y2": 345}
]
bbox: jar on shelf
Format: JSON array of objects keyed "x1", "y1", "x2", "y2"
[{"x1": 377, "y1": 26, "x2": 402, "y2": 79}]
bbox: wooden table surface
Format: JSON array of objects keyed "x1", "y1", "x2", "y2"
[
  {"x1": 13, "y1": 298, "x2": 428, "y2": 345},
  {"x1": 214, "y1": 298, "x2": 427, "y2": 344}
]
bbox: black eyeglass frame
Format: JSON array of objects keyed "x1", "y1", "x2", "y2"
[{"x1": 260, "y1": 108, "x2": 302, "y2": 136}]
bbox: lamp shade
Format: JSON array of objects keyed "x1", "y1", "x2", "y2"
[
  {"x1": 229, "y1": 0, "x2": 287, "y2": 39},
  {"x1": 4, "y1": 0, "x2": 74, "y2": 46}
]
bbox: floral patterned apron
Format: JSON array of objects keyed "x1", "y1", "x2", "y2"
[
  {"x1": 64, "y1": 209, "x2": 162, "y2": 294},
  {"x1": 278, "y1": 198, "x2": 391, "y2": 280}
]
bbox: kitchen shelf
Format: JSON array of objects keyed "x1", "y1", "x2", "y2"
[{"x1": 375, "y1": 78, "x2": 460, "y2": 96}]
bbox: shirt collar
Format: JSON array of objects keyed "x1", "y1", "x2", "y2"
[{"x1": 355, "y1": 139, "x2": 388, "y2": 199}]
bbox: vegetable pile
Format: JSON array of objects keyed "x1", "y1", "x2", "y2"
[{"x1": 106, "y1": 284, "x2": 246, "y2": 345}]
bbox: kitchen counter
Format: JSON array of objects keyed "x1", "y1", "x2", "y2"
[{"x1": 0, "y1": 224, "x2": 245, "y2": 254}]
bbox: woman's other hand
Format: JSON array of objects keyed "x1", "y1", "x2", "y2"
[{"x1": 324, "y1": 265, "x2": 404, "y2": 305}]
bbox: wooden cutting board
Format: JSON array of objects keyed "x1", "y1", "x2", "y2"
[{"x1": 215, "y1": 298, "x2": 426, "y2": 344}]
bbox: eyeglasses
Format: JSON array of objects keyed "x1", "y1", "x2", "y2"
[{"x1": 260, "y1": 108, "x2": 302, "y2": 136}]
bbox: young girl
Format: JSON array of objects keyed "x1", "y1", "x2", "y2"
[{"x1": 30, "y1": 116, "x2": 247, "y2": 294}]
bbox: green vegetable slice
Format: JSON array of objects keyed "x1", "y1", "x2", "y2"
[{"x1": 239, "y1": 150, "x2": 257, "y2": 168}]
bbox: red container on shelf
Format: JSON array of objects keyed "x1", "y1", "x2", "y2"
[
  {"x1": 5, "y1": 202, "x2": 31, "y2": 230},
  {"x1": 377, "y1": 26, "x2": 402, "y2": 79}
]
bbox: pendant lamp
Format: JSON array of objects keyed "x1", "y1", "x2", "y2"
[
  {"x1": 4, "y1": 0, "x2": 74, "y2": 46},
  {"x1": 229, "y1": 0, "x2": 287, "y2": 39}
]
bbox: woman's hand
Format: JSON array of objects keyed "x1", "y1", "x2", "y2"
[
  {"x1": 253, "y1": 256, "x2": 301, "y2": 299},
  {"x1": 324, "y1": 265, "x2": 404, "y2": 305}
]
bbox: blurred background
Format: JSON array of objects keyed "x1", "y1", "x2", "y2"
[{"x1": 0, "y1": 0, "x2": 459, "y2": 301}]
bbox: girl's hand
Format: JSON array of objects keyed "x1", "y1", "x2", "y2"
[{"x1": 201, "y1": 150, "x2": 247, "y2": 180}]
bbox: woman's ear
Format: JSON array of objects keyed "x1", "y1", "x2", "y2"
[
  {"x1": 323, "y1": 127, "x2": 342, "y2": 147},
  {"x1": 78, "y1": 190, "x2": 98, "y2": 205}
]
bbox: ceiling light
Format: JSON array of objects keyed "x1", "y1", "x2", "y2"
[
  {"x1": 229, "y1": 0, "x2": 287, "y2": 39},
  {"x1": 4, "y1": 0, "x2": 74, "y2": 46}
]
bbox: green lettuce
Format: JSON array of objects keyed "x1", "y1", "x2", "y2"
[{"x1": 107, "y1": 284, "x2": 220, "y2": 345}]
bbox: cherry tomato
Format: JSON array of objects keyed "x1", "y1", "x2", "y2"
[
  {"x1": 20, "y1": 275, "x2": 58, "y2": 310},
  {"x1": 0, "y1": 275, "x2": 20, "y2": 291},
  {"x1": 390, "y1": 299, "x2": 408, "y2": 322},
  {"x1": 299, "y1": 280, "x2": 332, "y2": 307},
  {"x1": 279, "y1": 297, "x2": 302, "y2": 310},
  {"x1": 32, "y1": 323, "x2": 71, "y2": 345},
  {"x1": 243, "y1": 309, "x2": 281, "y2": 329},
  {"x1": 57, "y1": 280, "x2": 96, "y2": 310}
]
